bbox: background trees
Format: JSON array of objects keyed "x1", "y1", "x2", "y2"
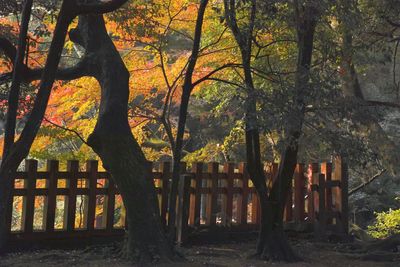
[{"x1": 1, "y1": 0, "x2": 400, "y2": 263}]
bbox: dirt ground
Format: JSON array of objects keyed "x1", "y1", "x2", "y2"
[{"x1": 0, "y1": 238, "x2": 399, "y2": 267}]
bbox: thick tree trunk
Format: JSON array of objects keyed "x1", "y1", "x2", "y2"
[
  {"x1": 71, "y1": 15, "x2": 174, "y2": 262},
  {"x1": 0, "y1": 170, "x2": 13, "y2": 253},
  {"x1": 256, "y1": 144, "x2": 300, "y2": 261}
]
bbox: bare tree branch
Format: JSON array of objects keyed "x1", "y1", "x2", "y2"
[
  {"x1": 43, "y1": 117, "x2": 88, "y2": 146},
  {"x1": 349, "y1": 169, "x2": 387, "y2": 196}
]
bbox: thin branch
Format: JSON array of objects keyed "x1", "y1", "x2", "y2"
[
  {"x1": 393, "y1": 39, "x2": 400, "y2": 99},
  {"x1": 199, "y1": 27, "x2": 228, "y2": 52},
  {"x1": 43, "y1": 117, "x2": 88, "y2": 146},
  {"x1": 349, "y1": 169, "x2": 387, "y2": 196},
  {"x1": 192, "y1": 63, "x2": 240, "y2": 87},
  {"x1": 203, "y1": 77, "x2": 244, "y2": 88}
]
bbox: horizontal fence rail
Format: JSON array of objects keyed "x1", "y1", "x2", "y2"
[{"x1": 7, "y1": 158, "x2": 348, "y2": 244}]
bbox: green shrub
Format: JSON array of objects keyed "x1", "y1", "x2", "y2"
[{"x1": 368, "y1": 208, "x2": 400, "y2": 239}]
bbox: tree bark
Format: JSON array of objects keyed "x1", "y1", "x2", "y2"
[{"x1": 71, "y1": 15, "x2": 175, "y2": 262}]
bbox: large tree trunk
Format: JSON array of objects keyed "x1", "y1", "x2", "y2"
[
  {"x1": 255, "y1": 143, "x2": 300, "y2": 261},
  {"x1": 0, "y1": 0, "x2": 130, "y2": 254},
  {"x1": 70, "y1": 15, "x2": 174, "y2": 263}
]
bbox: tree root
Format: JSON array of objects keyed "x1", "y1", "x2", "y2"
[
  {"x1": 251, "y1": 232, "x2": 301, "y2": 262},
  {"x1": 119, "y1": 235, "x2": 185, "y2": 265}
]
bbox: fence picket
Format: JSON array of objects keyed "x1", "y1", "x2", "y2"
[
  {"x1": 24, "y1": 159, "x2": 38, "y2": 234},
  {"x1": 224, "y1": 163, "x2": 235, "y2": 226},
  {"x1": 45, "y1": 160, "x2": 58, "y2": 232},
  {"x1": 294, "y1": 164, "x2": 305, "y2": 222},
  {"x1": 86, "y1": 160, "x2": 97, "y2": 231},
  {"x1": 192, "y1": 163, "x2": 203, "y2": 226},
  {"x1": 239, "y1": 163, "x2": 248, "y2": 225},
  {"x1": 67, "y1": 160, "x2": 79, "y2": 232},
  {"x1": 207, "y1": 162, "x2": 219, "y2": 226}
]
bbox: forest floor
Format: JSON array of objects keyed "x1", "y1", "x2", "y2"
[{"x1": 0, "y1": 236, "x2": 399, "y2": 267}]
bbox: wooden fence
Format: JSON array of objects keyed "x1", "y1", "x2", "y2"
[{"x1": 7, "y1": 158, "x2": 348, "y2": 244}]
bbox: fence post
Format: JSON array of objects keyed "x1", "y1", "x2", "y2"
[
  {"x1": 66, "y1": 160, "x2": 79, "y2": 231},
  {"x1": 207, "y1": 162, "x2": 219, "y2": 226},
  {"x1": 46, "y1": 160, "x2": 59, "y2": 232},
  {"x1": 307, "y1": 163, "x2": 319, "y2": 222},
  {"x1": 86, "y1": 160, "x2": 98, "y2": 231},
  {"x1": 24, "y1": 159, "x2": 38, "y2": 234},
  {"x1": 321, "y1": 162, "x2": 333, "y2": 212},
  {"x1": 294, "y1": 164, "x2": 305, "y2": 222},
  {"x1": 6, "y1": 174, "x2": 14, "y2": 234},
  {"x1": 176, "y1": 174, "x2": 191, "y2": 245},
  {"x1": 340, "y1": 159, "x2": 349, "y2": 235},
  {"x1": 315, "y1": 173, "x2": 326, "y2": 239},
  {"x1": 192, "y1": 163, "x2": 203, "y2": 226},
  {"x1": 238, "y1": 163, "x2": 248, "y2": 225},
  {"x1": 224, "y1": 163, "x2": 235, "y2": 226},
  {"x1": 160, "y1": 162, "x2": 170, "y2": 227}
]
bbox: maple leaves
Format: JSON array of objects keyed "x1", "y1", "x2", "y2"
[
  {"x1": 0, "y1": 0, "x2": 274, "y2": 162},
  {"x1": 0, "y1": 0, "x2": 240, "y2": 162}
]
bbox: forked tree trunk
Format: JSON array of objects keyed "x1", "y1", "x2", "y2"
[
  {"x1": 255, "y1": 143, "x2": 300, "y2": 261},
  {"x1": 255, "y1": 3, "x2": 317, "y2": 261},
  {"x1": 223, "y1": 0, "x2": 301, "y2": 261},
  {"x1": 70, "y1": 15, "x2": 174, "y2": 262}
]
